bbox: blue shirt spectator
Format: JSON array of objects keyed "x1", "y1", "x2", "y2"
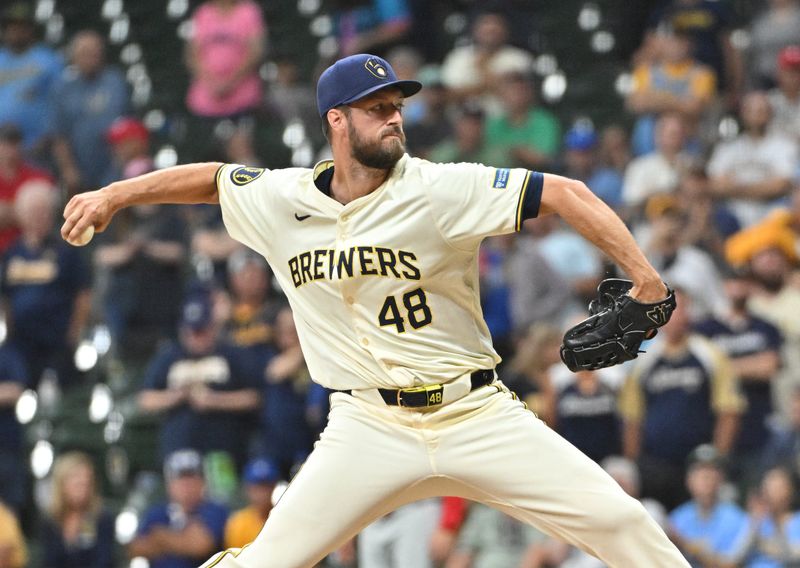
[
  {"x1": 0, "y1": 4, "x2": 63, "y2": 154},
  {"x1": 0, "y1": 342, "x2": 27, "y2": 512},
  {"x1": 129, "y1": 449, "x2": 228, "y2": 568},
  {"x1": 140, "y1": 294, "x2": 260, "y2": 466},
  {"x1": 52, "y1": 31, "x2": 130, "y2": 193},
  {"x1": 562, "y1": 126, "x2": 624, "y2": 208}
]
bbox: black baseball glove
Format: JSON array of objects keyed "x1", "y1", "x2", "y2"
[{"x1": 560, "y1": 279, "x2": 677, "y2": 372}]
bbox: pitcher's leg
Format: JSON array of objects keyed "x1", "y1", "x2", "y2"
[
  {"x1": 200, "y1": 394, "x2": 436, "y2": 568},
  {"x1": 436, "y1": 386, "x2": 689, "y2": 568}
]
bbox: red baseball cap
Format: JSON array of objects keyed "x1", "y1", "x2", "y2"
[
  {"x1": 107, "y1": 117, "x2": 149, "y2": 144},
  {"x1": 778, "y1": 45, "x2": 800, "y2": 70}
]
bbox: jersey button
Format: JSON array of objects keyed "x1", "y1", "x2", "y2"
[
  {"x1": 361, "y1": 338, "x2": 369, "y2": 346},
  {"x1": 346, "y1": 296, "x2": 355, "y2": 305}
]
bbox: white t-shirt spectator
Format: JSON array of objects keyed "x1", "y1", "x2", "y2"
[
  {"x1": 622, "y1": 152, "x2": 685, "y2": 207},
  {"x1": 707, "y1": 133, "x2": 798, "y2": 227}
]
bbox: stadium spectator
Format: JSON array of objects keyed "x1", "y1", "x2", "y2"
[
  {"x1": 0, "y1": 343, "x2": 27, "y2": 514},
  {"x1": 106, "y1": 117, "x2": 154, "y2": 180},
  {"x1": 331, "y1": 0, "x2": 412, "y2": 57},
  {"x1": 598, "y1": 124, "x2": 632, "y2": 177},
  {"x1": 0, "y1": 123, "x2": 52, "y2": 254},
  {"x1": 726, "y1": 221, "x2": 800, "y2": 417},
  {"x1": 259, "y1": 307, "x2": 317, "y2": 478},
  {"x1": 128, "y1": 449, "x2": 228, "y2": 568},
  {"x1": 0, "y1": 500, "x2": 26, "y2": 568},
  {"x1": 644, "y1": 0, "x2": 743, "y2": 107},
  {"x1": 708, "y1": 91, "x2": 798, "y2": 228},
  {"x1": 1, "y1": 180, "x2": 90, "y2": 387},
  {"x1": 51, "y1": 31, "x2": 130, "y2": 195},
  {"x1": 748, "y1": 0, "x2": 800, "y2": 89},
  {"x1": 761, "y1": 387, "x2": 800, "y2": 474},
  {"x1": 358, "y1": 500, "x2": 441, "y2": 568},
  {"x1": 548, "y1": 365, "x2": 625, "y2": 464},
  {"x1": 403, "y1": 65, "x2": 451, "y2": 159},
  {"x1": 92, "y1": 203, "x2": 187, "y2": 362},
  {"x1": 620, "y1": 291, "x2": 745, "y2": 509},
  {"x1": 486, "y1": 72, "x2": 561, "y2": 170},
  {"x1": 561, "y1": 125, "x2": 624, "y2": 209},
  {"x1": 695, "y1": 269, "x2": 782, "y2": 488},
  {"x1": 184, "y1": 0, "x2": 266, "y2": 163},
  {"x1": 429, "y1": 102, "x2": 504, "y2": 167},
  {"x1": 264, "y1": 56, "x2": 323, "y2": 152},
  {"x1": 0, "y1": 2, "x2": 62, "y2": 160},
  {"x1": 223, "y1": 249, "x2": 283, "y2": 360},
  {"x1": 223, "y1": 457, "x2": 279, "y2": 550},
  {"x1": 527, "y1": 215, "x2": 603, "y2": 304},
  {"x1": 506, "y1": 226, "x2": 574, "y2": 335},
  {"x1": 440, "y1": 9, "x2": 533, "y2": 113},
  {"x1": 668, "y1": 444, "x2": 748, "y2": 567},
  {"x1": 501, "y1": 323, "x2": 561, "y2": 425},
  {"x1": 444, "y1": 503, "x2": 547, "y2": 568},
  {"x1": 428, "y1": 497, "x2": 468, "y2": 566},
  {"x1": 138, "y1": 293, "x2": 260, "y2": 467},
  {"x1": 622, "y1": 112, "x2": 692, "y2": 209},
  {"x1": 767, "y1": 45, "x2": 800, "y2": 144},
  {"x1": 39, "y1": 451, "x2": 115, "y2": 568},
  {"x1": 727, "y1": 467, "x2": 800, "y2": 566},
  {"x1": 626, "y1": 24, "x2": 716, "y2": 157},
  {"x1": 640, "y1": 193, "x2": 728, "y2": 318}
]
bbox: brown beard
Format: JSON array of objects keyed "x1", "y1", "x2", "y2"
[{"x1": 348, "y1": 121, "x2": 405, "y2": 170}]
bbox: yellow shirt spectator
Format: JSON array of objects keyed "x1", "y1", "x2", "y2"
[
  {"x1": 0, "y1": 502, "x2": 27, "y2": 568},
  {"x1": 224, "y1": 505, "x2": 270, "y2": 550}
]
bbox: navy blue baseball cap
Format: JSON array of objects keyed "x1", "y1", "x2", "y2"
[
  {"x1": 180, "y1": 294, "x2": 213, "y2": 330},
  {"x1": 316, "y1": 54, "x2": 422, "y2": 117},
  {"x1": 243, "y1": 458, "x2": 280, "y2": 485}
]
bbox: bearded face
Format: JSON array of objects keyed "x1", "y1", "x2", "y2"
[{"x1": 347, "y1": 118, "x2": 406, "y2": 170}]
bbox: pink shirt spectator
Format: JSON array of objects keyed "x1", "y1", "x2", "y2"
[{"x1": 186, "y1": 0, "x2": 265, "y2": 117}]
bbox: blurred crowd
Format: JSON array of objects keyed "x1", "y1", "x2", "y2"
[{"x1": 2, "y1": 0, "x2": 800, "y2": 566}]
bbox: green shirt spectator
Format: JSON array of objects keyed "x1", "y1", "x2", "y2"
[{"x1": 485, "y1": 73, "x2": 561, "y2": 169}]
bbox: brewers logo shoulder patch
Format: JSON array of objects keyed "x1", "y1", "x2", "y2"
[{"x1": 231, "y1": 166, "x2": 265, "y2": 186}]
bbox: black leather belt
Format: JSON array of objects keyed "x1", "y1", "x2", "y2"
[{"x1": 372, "y1": 369, "x2": 495, "y2": 408}]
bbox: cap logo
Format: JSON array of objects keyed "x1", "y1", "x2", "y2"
[{"x1": 365, "y1": 58, "x2": 389, "y2": 80}]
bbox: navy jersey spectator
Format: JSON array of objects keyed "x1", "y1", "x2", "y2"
[
  {"x1": 0, "y1": 3, "x2": 63, "y2": 157},
  {"x1": 128, "y1": 449, "x2": 228, "y2": 568},
  {"x1": 669, "y1": 445, "x2": 749, "y2": 567},
  {"x1": 620, "y1": 291, "x2": 745, "y2": 509},
  {"x1": 40, "y1": 452, "x2": 115, "y2": 568},
  {"x1": 258, "y1": 307, "x2": 316, "y2": 478},
  {"x1": 51, "y1": 31, "x2": 129, "y2": 194},
  {"x1": 695, "y1": 270, "x2": 782, "y2": 485},
  {"x1": 1, "y1": 181, "x2": 91, "y2": 387},
  {"x1": 93, "y1": 204, "x2": 187, "y2": 362},
  {"x1": 549, "y1": 365, "x2": 625, "y2": 464},
  {"x1": 139, "y1": 294, "x2": 260, "y2": 466},
  {"x1": 0, "y1": 343, "x2": 27, "y2": 513}
]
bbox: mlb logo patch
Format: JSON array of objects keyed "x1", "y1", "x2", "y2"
[{"x1": 492, "y1": 168, "x2": 510, "y2": 189}]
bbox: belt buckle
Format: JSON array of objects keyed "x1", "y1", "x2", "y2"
[{"x1": 397, "y1": 384, "x2": 444, "y2": 407}]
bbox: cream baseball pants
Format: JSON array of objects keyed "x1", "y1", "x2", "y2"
[{"x1": 201, "y1": 381, "x2": 689, "y2": 568}]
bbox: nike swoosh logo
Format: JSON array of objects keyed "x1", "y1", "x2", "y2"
[{"x1": 294, "y1": 213, "x2": 311, "y2": 221}]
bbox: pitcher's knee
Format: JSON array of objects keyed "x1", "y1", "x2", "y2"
[{"x1": 593, "y1": 495, "x2": 651, "y2": 533}]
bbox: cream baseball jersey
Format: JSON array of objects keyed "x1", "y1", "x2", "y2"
[{"x1": 216, "y1": 154, "x2": 543, "y2": 390}]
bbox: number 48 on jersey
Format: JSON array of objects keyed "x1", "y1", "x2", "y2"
[{"x1": 378, "y1": 288, "x2": 432, "y2": 333}]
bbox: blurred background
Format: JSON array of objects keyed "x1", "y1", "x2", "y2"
[{"x1": 1, "y1": 0, "x2": 800, "y2": 566}]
